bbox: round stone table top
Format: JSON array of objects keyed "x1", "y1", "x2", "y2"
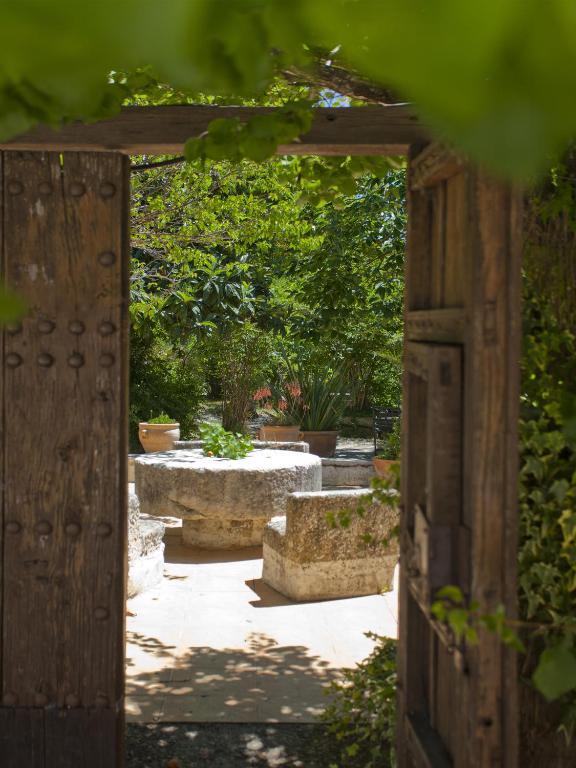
[{"x1": 134, "y1": 448, "x2": 322, "y2": 521}]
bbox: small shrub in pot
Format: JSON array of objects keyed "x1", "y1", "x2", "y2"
[{"x1": 138, "y1": 413, "x2": 180, "y2": 453}]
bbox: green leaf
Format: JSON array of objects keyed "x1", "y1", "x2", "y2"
[
  {"x1": 431, "y1": 601, "x2": 447, "y2": 622},
  {"x1": 560, "y1": 393, "x2": 576, "y2": 445},
  {"x1": 550, "y1": 479, "x2": 570, "y2": 503},
  {"x1": 500, "y1": 626, "x2": 525, "y2": 653},
  {"x1": 532, "y1": 644, "x2": 576, "y2": 701},
  {"x1": 184, "y1": 138, "x2": 201, "y2": 163},
  {"x1": 435, "y1": 585, "x2": 464, "y2": 604},
  {"x1": 447, "y1": 608, "x2": 469, "y2": 639},
  {"x1": 308, "y1": 0, "x2": 576, "y2": 177}
]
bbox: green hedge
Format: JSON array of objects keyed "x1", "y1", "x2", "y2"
[{"x1": 129, "y1": 332, "x2": 207, "y2": 452}]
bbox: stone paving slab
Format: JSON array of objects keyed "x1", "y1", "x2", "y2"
[
  {"x1": 126, "y1": 538, "x2": 398, "y2": 725},
  {"x1": 333, "y1": 437, "x2": 375, "y2": 461}
]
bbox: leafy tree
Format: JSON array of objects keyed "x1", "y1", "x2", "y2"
[
  {"x1": 129, "y1": 331, "x2": 206, "y2": 451},
  {"x1": 129, "y1": 154, "x2": 406, "y2": 415},
  {"x1": 286, "y1": 173, "x2": 405, "y2": 407},
  {"x1": 209, "y1": 322, "x2": 272, "y2": 432}
]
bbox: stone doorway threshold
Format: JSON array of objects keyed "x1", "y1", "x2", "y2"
[{"x1": 126, "y1": 526, "x2": 398, "y2": 724}]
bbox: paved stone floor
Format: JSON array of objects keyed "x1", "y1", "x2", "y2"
[
  {"x1": 333, "y1": 436, "x2": 375, "y2": 461},
  {"x1": 126, "y1": 527, "x2": 398, "y2": 724}
]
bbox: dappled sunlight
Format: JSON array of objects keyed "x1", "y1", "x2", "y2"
[
  {"x1": 126, "y1": 517, "x2": 397, "y2": 726},
  {"x1": 126, "y1": 632, "x2": 341, "y2": 723}
]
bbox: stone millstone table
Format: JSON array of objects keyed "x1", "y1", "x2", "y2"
[{"x1": 135, "y1": 449, "x2": 322, "y2": 549}]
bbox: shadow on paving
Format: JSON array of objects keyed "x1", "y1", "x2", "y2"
[
  {"x1": 164, "y1": 544, "x2": 263, "y2": 566},
  {"x1": 126, "y1": 722, "x2": 340, "y2": 767},
  {"x1": 126, "y1": 632, "x2": 342, "y2": 722}
]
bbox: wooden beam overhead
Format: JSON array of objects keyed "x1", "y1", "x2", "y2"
[{"x1": 0, "y1": 104, "x2": 428, "y2": 156}]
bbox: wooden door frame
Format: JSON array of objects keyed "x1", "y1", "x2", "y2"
[{"x1": 0, "y1": 106, "x2": 521, "y2": 767}]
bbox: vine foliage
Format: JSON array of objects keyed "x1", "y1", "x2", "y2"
[{"x1": 517, "y1": 165, "x2": 576, "y2": 737}]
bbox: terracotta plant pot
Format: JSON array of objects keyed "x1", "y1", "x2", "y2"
[
  {"x1": 373, "y1": 458, "x2": 399, "y2": 479},
  {"x1": 300, "y1": 430, "x2": 338, "y2": 458},
  {"x1": 138, "y1": 422, "x2": 180, "y2": 453},
  {"x1": 258, "y1": 425, "x2": 301, "y2": 442}
]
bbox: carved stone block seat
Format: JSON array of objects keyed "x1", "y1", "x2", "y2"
[{"x1": 262, "y1": 488, "x2": 399, "y2": 601}]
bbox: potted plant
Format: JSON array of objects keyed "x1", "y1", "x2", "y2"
[
  {"x1": 255, "y1": 381, "x2": 302, "y2": 442},
  {"x1": 373, "y1": 417, "x2": 401, "y2": 479},
  {"x1": 138, "y1": 413, "x2": 180, "y2": 453},
  {"x1": 293, "y1": 365, "x2": 350, "y2": 457}
]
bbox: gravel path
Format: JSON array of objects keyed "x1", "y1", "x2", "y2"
[{"x1": 126, "y1": 723, "x2": 339, "y2": 768}]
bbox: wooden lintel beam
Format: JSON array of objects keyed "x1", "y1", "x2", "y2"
[{"x1": 0, "y1": 104, "x2": 429, "y2": 157}]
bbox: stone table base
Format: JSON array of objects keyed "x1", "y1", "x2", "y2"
[{"x1": 182, "y1": 517, "x2": 267, "y2": 549}]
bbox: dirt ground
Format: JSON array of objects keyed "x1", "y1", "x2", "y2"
[{"x1": 126, "y1": 722, "x2": 340, "y2": 768}]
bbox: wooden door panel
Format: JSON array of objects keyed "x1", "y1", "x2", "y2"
[
  {"x1": 403, "y1": 342, "x2": 463, "y2": 609},
  {"x1": 0, "y1": 151, "x2": 129, "y2": 766},
  {"x1": 398, "y1": 143, "x2": 522, "y2": 768},
  {"x1": 443, "y1": 172, "x2": 468, "y2": 307}
]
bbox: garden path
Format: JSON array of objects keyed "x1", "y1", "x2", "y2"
[{"x1": 126, "y1": 525, "x2": 397, "y2": 725}]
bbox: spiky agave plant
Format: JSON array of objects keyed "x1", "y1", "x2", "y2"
[{"x1": 286, "y1": 362, "x2": 352, "y2": 431}]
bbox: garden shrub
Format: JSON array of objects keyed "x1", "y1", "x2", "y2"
[
  {"x1": 209, "y1": 322, "x2": 272, "y2": 433},
  {"x1": 285, "y1": 361, "x2": 351, "y2": 432},
  {"x1": 322, "y1": 634, "x2": 397, "y2": 768},
  {"x1": 199, "y1": 422, "x2": 253, "y2": 459},
  {"x1": 129, "y1": 331, "x2": 207, "y2": 451},
  {"x1": 146, "y1": 413, "x2": 177, "y2": 424}
]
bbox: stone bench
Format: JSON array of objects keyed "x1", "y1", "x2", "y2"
[
  {"x1": 135, "y1": 449, "x2": 322, "y2": 549},
  {"x1": 262, "y1": 488, "x2": 398, "y2": 601},
  {"x1": 127, "y1": 488, "x2": 165, "y2": 598}
]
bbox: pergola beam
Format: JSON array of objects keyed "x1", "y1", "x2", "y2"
[{"x1": 0, "y1": 104, "x2": 428, "y2": 156}]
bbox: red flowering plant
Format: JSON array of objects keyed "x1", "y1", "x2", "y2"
[{"x1": 253, "y1": 379, "x2": 302, "y2": 427}]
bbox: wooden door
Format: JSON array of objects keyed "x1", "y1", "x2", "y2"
[
  {"x1": 0, "y1": 151, "x2": 129, "y2": 766},
  {"x1": 398, "y1": 144, "x2": 522, "y2": 767}
]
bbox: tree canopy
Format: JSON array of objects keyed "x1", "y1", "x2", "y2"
[{"x1": 129, "y1": 154, "x2": 406, "y2": 441}]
